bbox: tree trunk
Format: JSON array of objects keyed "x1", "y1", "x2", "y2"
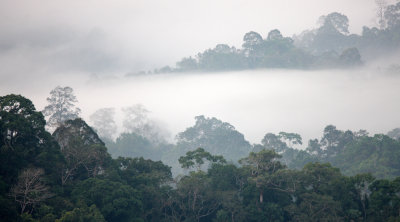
[{"x1": 259, "y1": 191, "x2": 263, "y2": 203}]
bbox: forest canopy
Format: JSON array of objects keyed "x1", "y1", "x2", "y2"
[{"x1": 2, "y1": 93, "x2": 400, "y2": 221}]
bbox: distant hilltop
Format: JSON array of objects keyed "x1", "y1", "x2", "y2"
[{"x1": 142, "y1": 7, "x2": 400, "y2": 74}]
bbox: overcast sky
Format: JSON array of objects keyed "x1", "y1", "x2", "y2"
[{"x1": 0, "y1": 0, "x2": 389, "y2": 75}]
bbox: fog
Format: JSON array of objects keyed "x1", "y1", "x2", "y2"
[
  {"x1": 1, "y1": 0, "x2": 400, "y2": 144},
  {"x1": 2, "y1": 68, "x2": 400, "y2": 145},
  {"x1": 0, "y1": 0, "x2": 385, "y2": 73}
]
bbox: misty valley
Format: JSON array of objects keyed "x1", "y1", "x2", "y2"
[
  {"x1": 2, "y1": 0, "x2": 400, "y2": 221},
  {"x1": 1, "y1": 80, "x2": 400, "y2": 221}
]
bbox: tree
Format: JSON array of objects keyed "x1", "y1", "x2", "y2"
[
  {"x1": 1, "y1": 94, "x2": 46, "y2": 153},
  {"x1": 387, "y1": 128, "x2": 400, "y2": 140},
  {"x1": 89, "y1": 108, "x2": 117, "y2": 141},
  {"x1": 107, "y1": 132, "x2": 153, "y2": 158},
  {"x1": 242, "y1": 31, "x2": 263, "y2": 51},
  {"x1": 56, "y1": 202, "x2": 105, "y2": 222},
  {"x1": 10, "y1": 168, "x2": 53, "y2": 214},
  {"x1": 376, "y1": 0, "x2": 388, "y2": 29},
  {"x1": 339, "y1": 47, "x2": 362, "y2": 66},
  {"x1": 333, "y1": 134, "x2": 400, "y2": 178},
  {"x1": 42, "y1": 86, "x2": 81, "y2": 129},
  {"x1": 196, "y1": 44, "x2": 244, "y2": 71},
  {"x1": 267, "y1": 29, "x2": 283, "y2": 41},
  {"x1": 53, "y1": 118, "x2": 111, "y2": 184},
  {"x1": 278, "y1": 132, "x2": 302, "y2": 148},
  {"x1": 53, "y1": 118, "x2": 104, "y2": 151},
  {"x1": 261, "y1": 132, "x2": 303, "y2": 168},
  {"x1": 320, "y1": 125, "x2": 342, "y2": 151},
  {"x1": 306, "y1": 139, "x2": 323, "y2": 156},
  {"x1": 178, "y1": 147, "x2": 226, "y2": 171},
  {"x1": 385, "y1": 2, "x2": 400, "y2": 29},
  {"x1": 176, "y1": 56, "x2": 198, "y2": 71},
  {"x1": 367, "y1": 178, "x2": 400, "y2": 220},
  {"x1": 114, "y1": 157, "x2": 172, "y2": 221},
  {"x1": 175, "y1": 115, "x2": 251, "y2": 163},
  {"x1": 261, "y1": 133, "x2": 286, "y2": 152},
  {"x1": 318, "y1": 12, "x2": 349, "y2": 35},
  {"x1": 122, "y1": 104, "x2": 168, "y2": 144},
  {"x1": 350, "y1": 173, "x2": 375, "y2": 220},
  {"x1": 239, "y1": 150, "x2": 285, "y2": 203},
  {"x1": 0, "y1": 94, "x2": 63, "y2": 185},
  {"x1": 285, "y1": 193, "x2": 344, "y2": 221},
  {"x1": 167, "y1": 171, "x2": 221, "y2": 222},
  {"x1": 303, "y1": 12, "x2": 352, "y2": 55},
  {"x1": 72, "y1": 178, "x2": 143, "y2": 222}
]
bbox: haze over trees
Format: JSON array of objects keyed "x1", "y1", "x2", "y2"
[
  {"x1": 0, "y1": 95, "x2": 400, "y2": 221},
  {"x1": 89, "y1": 108, "x2": 117, "y2": 141},
  {"x1": 3, "y1": 92, "x2": 400, "y2": 221},
  {"x1": 146, "y1": 2, "x2": 400, "y2": 74},
  {"x1": 95, "y1": 104, "x2": 173, "y2": 161},
  {"x1": 2, "y1": 1, "x2": 400, "y2": 220},
  {"x1": 84, "y1": 94, "x2": 400, "y2": 180}
]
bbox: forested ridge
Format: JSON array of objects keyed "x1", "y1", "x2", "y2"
[
  {"x1": 2, "y1": 91, "x2": 400, "y2": 222},
  {"x1": 146, "y1": 3, "x2": 400, "y2": 74}
]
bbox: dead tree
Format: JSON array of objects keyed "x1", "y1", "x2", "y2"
[{"x1": 10, "y1": 168, "x2": 53, "y2": 214}]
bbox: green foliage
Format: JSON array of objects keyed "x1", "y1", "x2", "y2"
[
  {"x1": 333, "y1": 134, "x2": 400, "y2": 178},
  {"x1": 175, "y1": 115, "x2": 251, "y2": 162},
  {"x1": 56, "y1": 202, "x2": 105, "y2": 222},
  {"x1": 0, "y1": 94, "x2": 64, "y2": 186},
  {"x1": 197, "y1": 44, "x2": 245, "y2": 71},
  {"x1": 115, "y1": 157, "x2": 172, "y2": 187},
  {"x1": 106, "y1": 132, "x2": 169, "y2": 161},
  {"x1": 178, "y1": 147, "x2": 226, "y2": 171},
  {"x1": 52, "y1": 118, "x2": 111, "y2": 184},
  {"x1": 0, "y1": 193, "x2": 18, "y2": 221},
  {"x1": 5, "y1": 95, "x2": 400, "y2": 221},
  {"x1": 259, "y1": 132, "x2": 307, "y2": 169},
  {"x1": 167, "y1": 171, "x2": 221, "y2": 222},
  {"x1": 286, "y1": 193, "x2": 344, "y2": 222},
  {"x1": 388, "y1": 128, "x2": 400, "y2": 140},
  {"x1": 72, "y1": 178, "x2": 143, "y2": 222}
]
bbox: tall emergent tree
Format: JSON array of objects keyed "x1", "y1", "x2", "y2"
[{"x1": 42, "y1": 86, "x2": 81, "y2": 129}]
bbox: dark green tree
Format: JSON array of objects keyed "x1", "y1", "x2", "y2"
[
  {"x1": 178, "y1": 147, "x2": 226, "y2": 171},
  {"x1": 53, "y1": 118, "x2": 111, "y2": 184},
  {"x1": 0, "y1": 94, "x2": 63, "y2": 185},
  {"x1": 72, "y1": 178, "x2": 143, "y2": 222},
  {"x1": 56, "y1": 201, "x2": 105, "y2": 222}
]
